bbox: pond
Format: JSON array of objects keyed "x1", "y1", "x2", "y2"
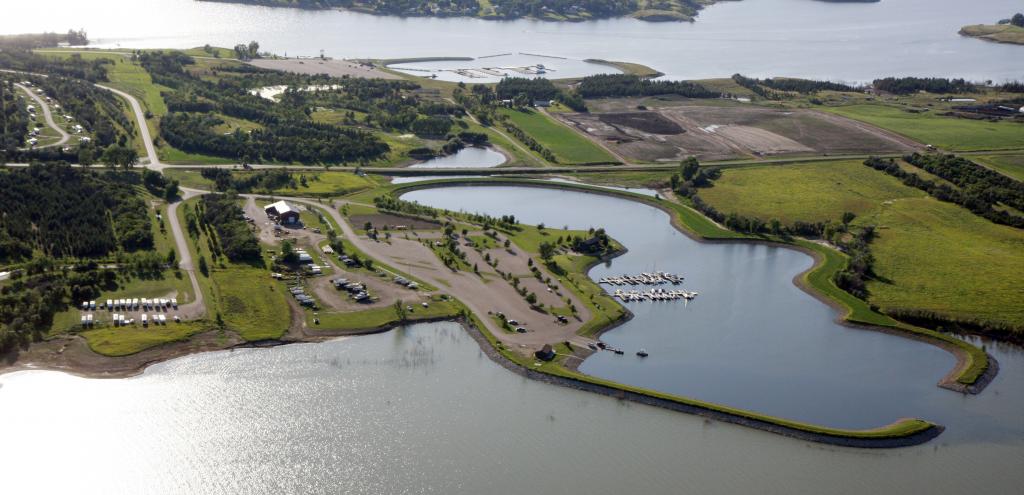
[{"x1": 408, "y1": 146, "x2": 507, "y2": 169}]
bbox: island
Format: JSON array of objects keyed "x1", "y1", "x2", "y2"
[{"x1": 960, "y1": 13, "x2": 1024, "y2": 45}]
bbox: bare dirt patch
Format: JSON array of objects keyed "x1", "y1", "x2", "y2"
[
  {"x1": 598, "y1": 112, "x2": 684, "y2": 135},
  {"x1": 557, "y1": 99, "x2": 919, "y2": 162}
]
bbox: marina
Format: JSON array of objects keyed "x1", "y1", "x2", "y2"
[
  {"x1": 599, "y1": 272, "x2": 684, "y2": 286},
  {"x1": 613, "y1": 288, "x2": 698, "y2": 303}
]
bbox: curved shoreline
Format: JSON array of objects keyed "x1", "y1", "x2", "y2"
[
  {"x1": 459, "y1": 315, "x2": 944, "y2": 448},
  {"x1": 0, "y1": 177, "x2": 993, "y2": 447},
  {"x1": 390, "y1": 177, "x2": 994, "y2": 393}
]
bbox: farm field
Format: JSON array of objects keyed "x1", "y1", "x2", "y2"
[
  {"x1": 823, "y1": 104, "x2": 1024, "y2": 151},
  {"x1": 498, "y1": 107, "x2": 617, "y2": 164},
  {"x1": 557, "y1": 98, "x2": 917, "y2": 163},
  {"x1": 698, "y1": 160, "x2": 925, "y2": 224}
]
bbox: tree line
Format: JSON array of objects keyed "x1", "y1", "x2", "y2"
[
  {"x1": 0, "y1": 30, "x2": 88, "y2": 49},
  {"x1": 200, "y1": 168, "x2": 296, "y2": 193},
  {"x1": 577, "y1": 74, "x2": 719, "y2": 99},
  {"x1": 0, "y1": 79, "x2": 31, "y2": 157},
  {"x1": 864, "y1": 155, "x2": 1024, "y2": 229},
  {"x1": 871, "y1": 77, "x2": 975, "y2": 95}
]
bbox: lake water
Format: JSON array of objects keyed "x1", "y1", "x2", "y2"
[
  {"x1": 2, "y1": 0, "x2": 1022, "y2": 82},
  {"x1": 2, "y1": 186, "x2": 1022, "y2": 493},
  {"x1": 408, "y1": 146, "x2": 507, "y2": 168}
]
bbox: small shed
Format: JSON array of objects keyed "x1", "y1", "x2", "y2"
[
  {"x1": 265, "y1": 200, "x2": 300, "y2": 224},
  {"x1": 535, "y1": 344, "x2": 556, "y2": 362}
]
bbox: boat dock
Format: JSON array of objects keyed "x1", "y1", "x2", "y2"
[
  {"x1": 613, "y1": 288, "x2": 698, "y2": 302},
  {"x1": 599, "y1": 271, "x2": 684, "y2": 286}
]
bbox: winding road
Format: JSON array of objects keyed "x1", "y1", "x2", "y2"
[{"x1": 15, "y1": 82, "x2": 70, "y2": 149}]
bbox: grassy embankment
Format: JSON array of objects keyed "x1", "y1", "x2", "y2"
[
  {"x1": 823, "y1": 104, "x2": 1024, "y2": 151},
  {"x1": 497, "y1": 107, "x2": 618, "y2": 165},
  {"x1": 311, "y1": 295, "x2": 460, "y2": 332},
  {"x1": 80, "y1": 321, "x2": 215, "y2": 357},
  {"x1": 959, "y1": 24, "x2": 1024, "y2": 45}
]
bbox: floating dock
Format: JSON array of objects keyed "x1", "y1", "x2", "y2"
[
  {"x1": 599, "y1": 271, "x2": 684, "y2": 286},
  {"x1": 613, "y1": 288, "x2": 698, "y2": 302}
]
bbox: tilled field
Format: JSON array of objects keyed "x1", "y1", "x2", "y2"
[{"x1": 557, "y1": 99, "x2": 919, "y2": 162}]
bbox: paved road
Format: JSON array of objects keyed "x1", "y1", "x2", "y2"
[
  {"x1": 15, "y1": 83, "x2": 70, "y2": 149},
  {"x1": 95, "y1": 83, "x2": 163, "y2": 169},
  {"x1": 167, "y1": 188, "x2": 205, "y2": 318}
]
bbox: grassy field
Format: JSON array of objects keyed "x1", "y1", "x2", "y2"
[
  {"x1": 81, "y1": 321, "x2": 213, "y2": 357},
  {"x1": 497, "y1": 108, "x2": 617, "y2": 164},
  {"x1": 212, "y1": 266, "x2": 291, "y2": 340},
  {"x1": 973, "y1": 154, "x2": 1024, "y2": 182},
  {"x1": 862, "y1": 196, "x2": 1024, "y2": 328},
  {"x1": 823, "y1": 104, "x2": 1024, "y2": 151},
  {"x1": 699, "y1": 160, "x2": 925, "y2": 224},
  {"x1": 960, "y1": 24, "x2": 1024, "y2": 45}
]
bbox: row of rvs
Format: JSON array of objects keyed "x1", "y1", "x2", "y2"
[{"x1": 82, "y1": 298, "x2": 178, "y2": 311}]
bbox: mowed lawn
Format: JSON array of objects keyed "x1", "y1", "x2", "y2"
[
  {"x1": 82, "y1": 321, "x2": 212, "y2": 357},
  {"x1": 863, "y1": 197, "x2": 1024, "y2": 328},
  {"x1": 498, "y1": 108, "x2": 617, "y2": 164},
  {"x1": 824, "y1": 104, "x2": 1024, "y2": 151},
  {"x1": 213, "y1": 266, "x2": 291, "y2": 340},
  {"x1": 698, "y1": 160, "x2": 924, "y2": 224},
  {"x1": 974, "y1": 154, "x2": 1024, "y2": 182}
]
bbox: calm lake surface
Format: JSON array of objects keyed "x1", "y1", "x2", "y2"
[
  {"x1": 409, "y1": 146, "x2": 507, "y2": 168},
  {"x1": 2, "y1": 0, "x2": 1022, "y2": 82}
]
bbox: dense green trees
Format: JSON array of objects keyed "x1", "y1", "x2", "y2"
[
  {"x1": 0, "y1": 165, "x2": 153, "y2": 261},
  {"x1": 871, "y1": 77, "x2": 974, "y2": 95},
  {"x1": 732, "y1": 74, "x2": 856, "y2": 98},
  {"x1": 495, "y1": 77, "x2": 560, "y2": 101},
  {"x1": 577, "y1": 74, "x2": 719, "y2": 99},
  {"x1": 199, "y1": 194, "x2": 262, "y2": 261},
  {"x1": 0, "y1": 79, "x2": 31, "y2": 157},
  {"x1": 200, "y1": 168, "x2": 299, "y2": 193}
]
